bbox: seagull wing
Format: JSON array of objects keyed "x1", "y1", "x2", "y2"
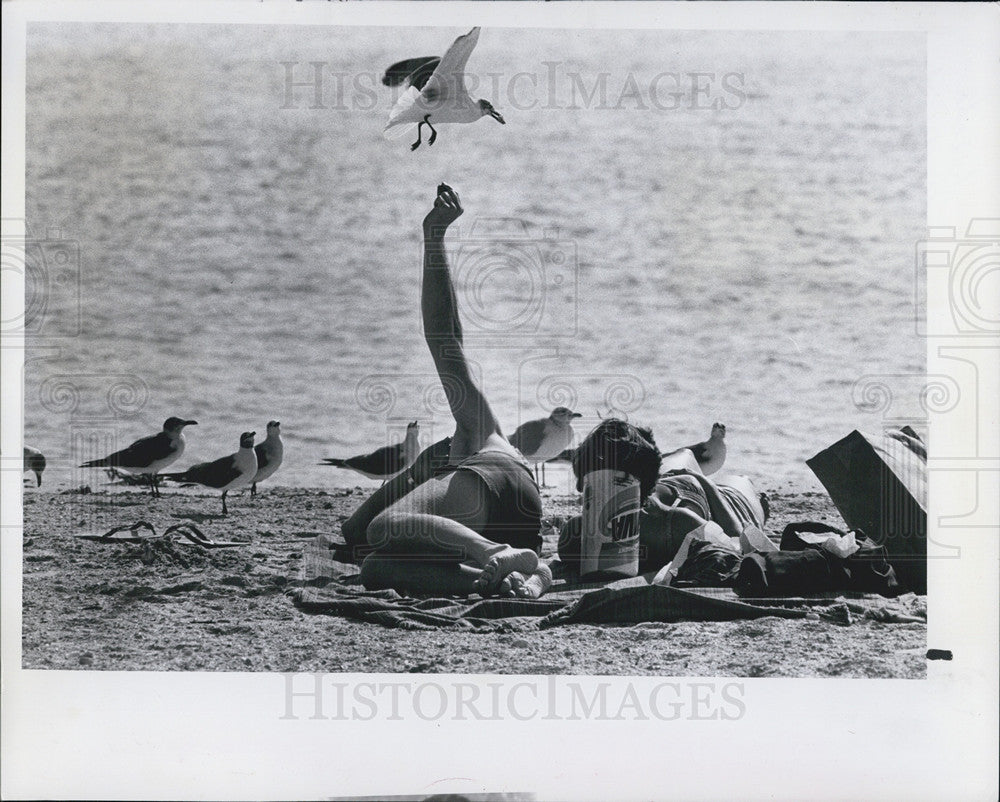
[
  {"x1": 175, "y1": 454, "x2": 242, "y2": 489},
  {"x1": 344, "y1": 442, "x2": 406, "y2": 476},
  {"x1": 254, "y1": 442, "x2": 273, "y2": 471},
  {"x1": 434, "y1": 27, "x2": 481, "y2": 89},
  {"x1": 687, "y1": 441, "x2": 710, "y2": 461},
  {"x1": 419, "y1": 27, "x2": 480, "y2": 106},
  {"x1": 384, "y1": 29, "x2": 480, "y2": 133},
  {"x1": 382, "y1": 56, "x2": 439, "y2": 88},
  {"x1": 384, "y1": 85, "x2": 423, "y2": 134},
  {"x1": 509, "y1": 419, "x2": 547, "y2": 459},
  {"x1": 80, "y1": 431, "x2": 172, "y2": 469}
]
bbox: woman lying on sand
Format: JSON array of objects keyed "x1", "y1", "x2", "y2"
[
  {"x1": 559, "y1": 445, "x2": 769, "y2": 572},
  {"x1": 343, "y1": 184, "x2": 552, "y2": 599}
]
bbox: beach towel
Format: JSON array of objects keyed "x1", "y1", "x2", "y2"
[{"x1": 286, "y1": 535, "x2": 922, "y2": 631}]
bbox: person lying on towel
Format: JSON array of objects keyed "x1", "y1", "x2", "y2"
[
  {"x1": 558, "y1": 446, "x2": 769, "y2": 573},
  {"x1": 340, "y1": 184, "x2": 551, "y2": 599}
]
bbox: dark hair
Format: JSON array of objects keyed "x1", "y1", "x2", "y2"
[{"x1": 571, "y1": 418, "x2": 662, "y2": 500}]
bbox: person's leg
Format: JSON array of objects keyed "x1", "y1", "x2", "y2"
[
  {"x1": 507, "y1": 563, "x2": 553, "y2": 599},
  {"x1": 366, "y1": 469, "x2": 538, "y2": 594},
  {"x1": 341, "y1": 437, "x2": 451, "y2": 547}
]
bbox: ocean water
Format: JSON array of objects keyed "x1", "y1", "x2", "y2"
[{"x1": 23, "y1": 25, "x2": 925, "y2": 491}]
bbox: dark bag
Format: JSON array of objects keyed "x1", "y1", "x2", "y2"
[
  {"x1": 735, "y1": 549, "x2": 849, "y2": 597},
  {"x1": 673, "y1": 539, "x2": 742, "y2": 587},
  {"x1": 778, "y1": 521, "x2": 901, "y2": 596},
  {"x1": 807, "y1": 429, "x2": 926, "y2": 593}
]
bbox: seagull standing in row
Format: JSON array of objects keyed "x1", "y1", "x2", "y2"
[
  {"x1": 320, "y1": 421, "x2": 420, "y2": 483},
  {"x1": 382, "y1": 27, "x2": 505, "y2": 151},
  {"x1": 251, "y1": 420, "x2": 284, "y2": 496},
  {"x1": 161, "y1": 431, "x2": 258, "y2": 515},
  {"x1": 509, "y1": 407, "x2": 582, "y2": 486},
  {"x1": 79, "y1": 417, "x2": 197, "y2": 496},
  {"x1": 23, "y1": 446, "x2": 46, "y2": 487},
  {"x1": 666, "y1": 423, "x2": 728, "y2": 475}
]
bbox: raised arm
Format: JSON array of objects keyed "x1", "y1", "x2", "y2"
[{"x1": 421, "y1": 184, "x2": 502, "y2": 449}]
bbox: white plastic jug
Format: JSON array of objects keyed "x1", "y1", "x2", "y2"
[{"x1": 580, "y1": 469, "x2": 641, "y2": 578}]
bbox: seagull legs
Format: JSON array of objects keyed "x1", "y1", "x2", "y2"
[
  {"x1": 146, "y1": 473, "x2": 160, "y2": 497},
  {"x1": 251, "y1": 482, "x2": 257, "y2": 497},
  {"x1": 221, "y1": 491, "x2": 229, "y2": 516},
  {"x1": 411, "y1": 115, "x2": 436, "y2": 151}
]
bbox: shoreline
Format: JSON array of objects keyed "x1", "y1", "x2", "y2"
[{"x1": 21, "y1": 485, "x2": 926, "y2": 677}]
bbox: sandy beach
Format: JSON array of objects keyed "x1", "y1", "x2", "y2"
[{"x1": 21, "y1": 482, "x2": 925, "y2": 678}]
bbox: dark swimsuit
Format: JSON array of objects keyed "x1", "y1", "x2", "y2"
[{"x1": 406, "y1": 436, "x2": 544, "y2": 555}]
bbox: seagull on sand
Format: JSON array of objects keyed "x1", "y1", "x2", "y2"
[
  {"x1": 79, "y1": 417, "x2": 197, "y2": 496},
  {"x1": 161, "y1": 431, "x2": 258, "y2": 515},
  {"x1": 251, "y1": 420, "x2": 284, "y2": 496},
  {"x1": 23, "y1": 446, "x2": 46, "y2": 486},
  {"x1": 509, "y1": 407, "x2": 582, "y2": 486},
  {"x1": 382, "y1": 27, "x2": 506, "y2": 151},
  {"x1": 667, "y1": 423, "x2": 727, "y2": 475},
  {"x1": 320, "y1": 421, "x2": 420, "y2": 482}
]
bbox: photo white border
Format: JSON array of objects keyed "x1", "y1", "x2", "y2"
[{"x1": 3, "y1": 2, "x2": 998, "y2": 800}]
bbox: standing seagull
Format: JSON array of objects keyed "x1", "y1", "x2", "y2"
[
  {"x1": 161, "y1": 431, "x2": 258, "y2": 515},
  {"x1": 23, "y1": 446, "x2": 46, "y2": 487},
  {"x1": 251, "y1": 420, "x2": 284, "y2": 496},
  {"x1": 667, "y1": 423, "x2": 727, "y2": 475},
  {"x1": 79, "y1": 417, "x2": 197, "y2": 496},
  {"x1": 509, "y1": 407, "x2": 582, "y2": 486},
  {"x1": 382, "y1": 27, "x2": 506, "y2": 151},
  {"x1": 320, "y1": 421, "x2": 420, "y2": 482}
]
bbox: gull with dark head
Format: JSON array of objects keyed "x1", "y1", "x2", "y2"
[
  {"x1": 382, "y1": 27, "x2": 506, "y2": 151},
  {"x1": 320, "y1": 421, "x2": 420, "y2": 483},
  {"x1": 161, "y1": 431, "x2": 258, "y2": 515},
  {"x1": 79, "y1": 417, "x2": 197, "y2": 496},
  {"x1": 23, "y1": 446, "x2": 46, "y2": 487}
]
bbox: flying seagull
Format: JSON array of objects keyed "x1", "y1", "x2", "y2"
[
  {"x1": 509, "y1": 407, "x2": 582, "y2": 486},
  {"x1": 251, "y1": 420, "x2": 284, "y2": 496},
  {"x1": 23, "y1": 446, "x2": 46, "y2": 487},
  {"x1": 79, "y1": 417, "x2": 197, "y2": 496},
  {"x1": 382, "y1": 27, "x2": 506, "y2": 151},
  {"x1": 667, "y1": 423, "x2": 727, "y2": 475},
  {"x1": 320, "y1": 421, "x2": 420, "y2": 482},
  {"x1": 162, "y1": 431, "x2": 258, "y2": 515}
]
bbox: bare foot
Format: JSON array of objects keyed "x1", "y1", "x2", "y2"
[
  {"x1": 475, "y1": 547, "x2": 538, "y2": 597},
  {"x1": 508, "y1": 563, "x2": 553, "y2": 599}
]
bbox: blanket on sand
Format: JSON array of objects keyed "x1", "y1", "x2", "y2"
[{"x1": 287, "y1": 536, "x2": 926, "y2": 632}]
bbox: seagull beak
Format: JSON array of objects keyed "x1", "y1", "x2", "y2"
[
  {"x1": 572, "y1": 412, "x2": 582, "y2": 418},
  {"x1": 489, "y1": 108, "x2": 506, "y2": 125},
  {"x1": 185, "y1": 420, "x2": 198, "y2": 426}
]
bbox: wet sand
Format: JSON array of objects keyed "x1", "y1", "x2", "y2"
[{"x1": 21, "y1": 484, "x2": 925, "y2": 677}]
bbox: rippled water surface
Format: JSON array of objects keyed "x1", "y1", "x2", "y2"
[{"x1": 24, "y1": 25, "x2": 925, "y2": 490}]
